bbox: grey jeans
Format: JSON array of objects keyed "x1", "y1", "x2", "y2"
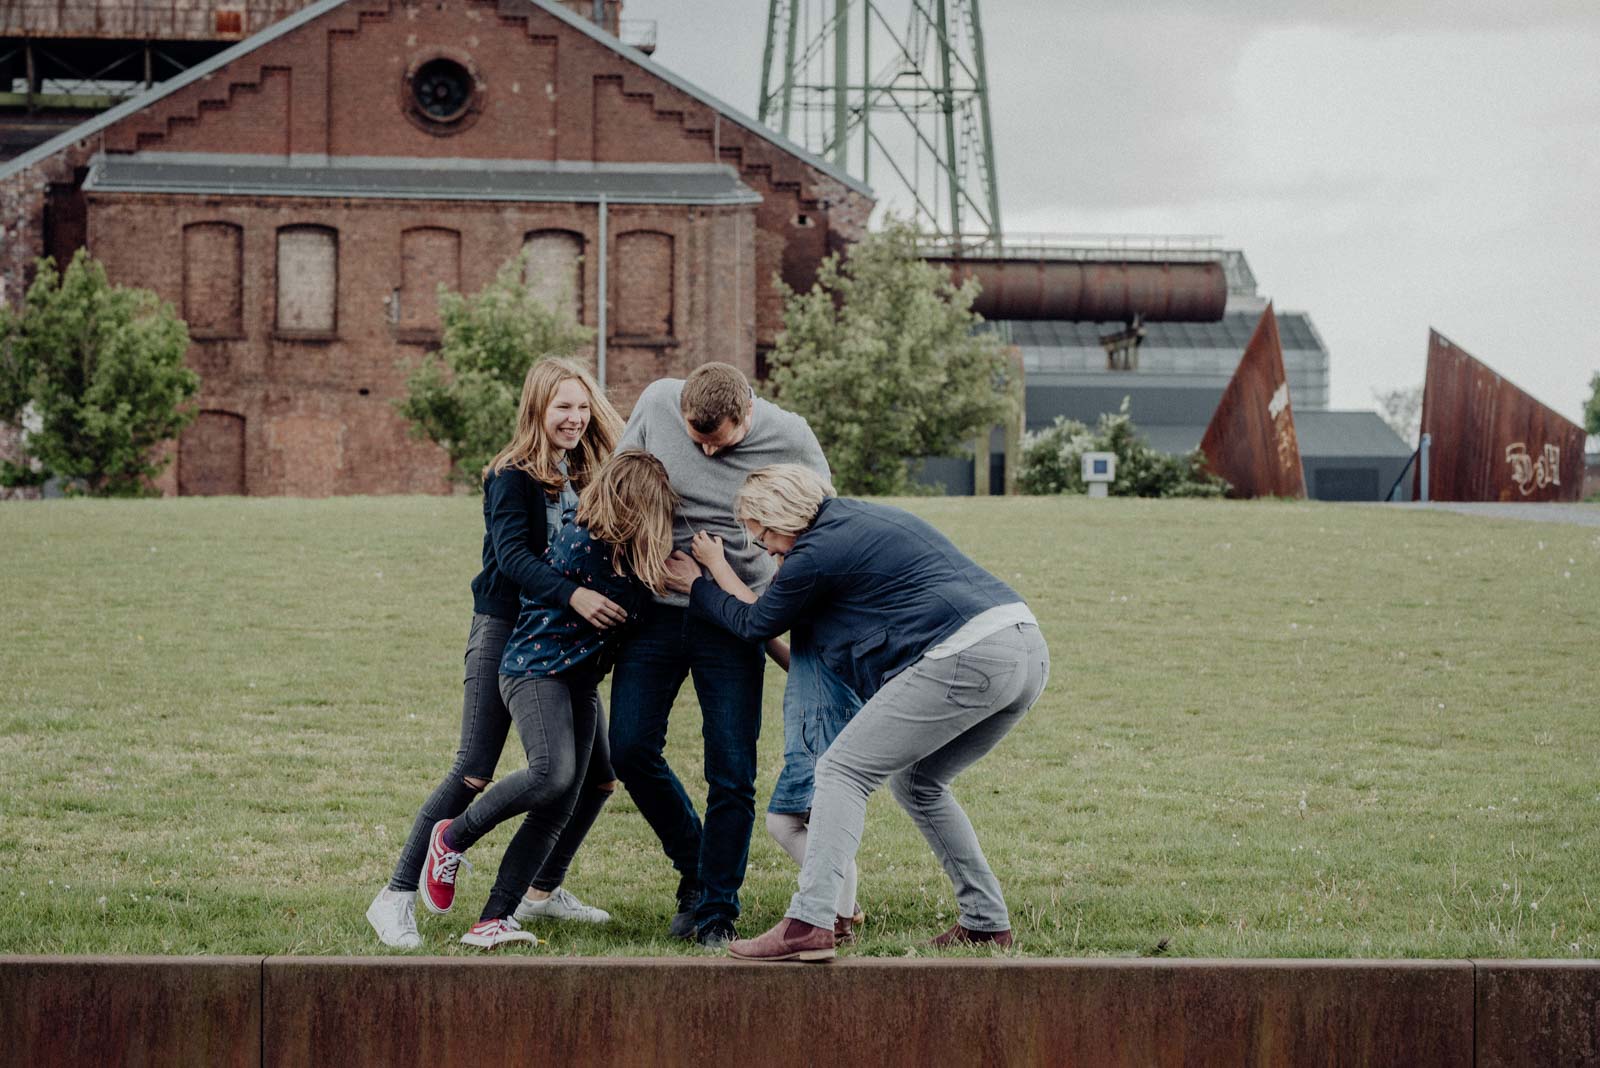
[{"x1": 787, "y1": 622, "x2": 1049, "y2": 932}]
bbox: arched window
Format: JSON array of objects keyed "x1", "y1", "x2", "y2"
[
  {"x1": 275, "y1": 225, "x2": 337, "y2": 335},
  {"x1": 612, "y1": 230, "x2": 673, "y2": 339},
  {"x1": 399, "y1": 226, "x2": 462, "y2": 334},
  {"x1": 183, "y1": 222, "x2": 243, "y2": 338},
  {"x1": 522, "y1": 229, "x2": 585, "y2": 322},
  {"x1": 178, "y1": 410, "x2": 247, "y2": 496}
]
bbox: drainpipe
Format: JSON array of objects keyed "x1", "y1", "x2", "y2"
[{"x1": 597, "y1": 195, "x2": 608, "y2": 390}]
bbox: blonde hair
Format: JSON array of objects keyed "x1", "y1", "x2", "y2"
[
  {"x1": 680, "y1": 362, "x2": 752, "y2": 434},
  {"x1": 485, "y1": 357, "x2": 623, "y2": 496},
  {"x1": 576, "y1": 450, "x2": 680, "y2": 596},
  {"x1": 734, "y1": 464, "x2": 835, "y2": 536}
]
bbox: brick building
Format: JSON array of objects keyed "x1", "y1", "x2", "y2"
[{"x1": 0, "y1": 0, "x2": 872, "y2": 496}]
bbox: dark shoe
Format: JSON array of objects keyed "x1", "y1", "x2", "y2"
[
  {"x1": 668, "y1": 878, "x2": 701, "y2": 940},
  {"x1": 930, "y1": 922, "x2": 1013, "y2": 949},
  {"x1": 728, "y1": 918, "x2": 836, "y2": 962},
  {"x1": 695, "y1": 918, "x2": 738, "y2": 948},
  {"x1": 833, "y1": 911, "x2": 863, "y2": 945}
]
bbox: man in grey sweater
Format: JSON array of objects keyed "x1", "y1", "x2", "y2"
[{"x1": 610, "y1": 362, "x2": 829, "y2": 946}]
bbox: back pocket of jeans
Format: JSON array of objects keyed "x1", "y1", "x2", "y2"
[{"x1": 945, "y1": 651, "x2": 1016, "y2": 709}]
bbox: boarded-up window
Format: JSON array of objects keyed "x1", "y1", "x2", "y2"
[
  {"x1": 276, "y1": 225, "x2": 337, "y2": 334},
  {"x1": 523, "y1": 229, "x2": 585, "y2": 322},
  {"x1": 613, "y1": 230, "x2": 673, "y2": 338},
  {"x1": 183, "y1": 222, "x2": 243, "y2": 337},
  {"x1": 179, "y1": 410, "x2": 247, "y2": 496},
  {"x1": 399, "y1": 227, "x2": 461, "y2": 334}
]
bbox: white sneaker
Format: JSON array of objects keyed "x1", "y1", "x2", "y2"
[
  {"x1": 460, "y1": 915, "x2": 543, "y2": 950},
  {"x1": 366, "y1": 888, "x2": 422, "y2": 949},
  {"x1": 513, "y1": 886, "x2": 612, "y2": 925}
]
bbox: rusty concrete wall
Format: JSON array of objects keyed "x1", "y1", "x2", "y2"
[
  {"x1": 1418, "y1": 330, "x2": 1588, "y2": 503},
  {"x1": 1199, "y1": 303, "x2": 1306, "y2": 499}
]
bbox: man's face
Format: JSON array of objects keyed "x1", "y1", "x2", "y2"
[{"x1": 684, "y1": 401, "x2": 753, "y2": 456}]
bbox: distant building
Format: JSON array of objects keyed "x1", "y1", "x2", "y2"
[{"x1": 0, "y1": 0, "x2": 871, "y2": 496}]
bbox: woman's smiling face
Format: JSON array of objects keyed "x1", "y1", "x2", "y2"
[{"x1": 544, "y1": 377, "x2": 593, "y2": 453}]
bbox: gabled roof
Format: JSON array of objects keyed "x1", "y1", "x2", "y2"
[{"x1": 0, "y1": 0, "x2": 873, "y2": 199}]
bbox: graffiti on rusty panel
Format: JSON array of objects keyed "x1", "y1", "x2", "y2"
[
  {"x1": 1198, "y1": 303, "x2": 1307, "y2": 499},
  {"x1": 1504, "y1": 443, "x2": 1563, "y2": 496},
  {"x1": 1417, "y1": 330, "x2": 1586, "y2": 502}
]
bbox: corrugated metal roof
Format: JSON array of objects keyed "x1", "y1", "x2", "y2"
[
  {"x1": 83, "y1": 153, "x2": 763, "y2": 204},
  {"x1": 1293, "y1": 410, "x2": 1412, "y2": 458}
]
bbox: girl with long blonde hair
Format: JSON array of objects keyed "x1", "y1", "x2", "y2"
[
  {"x1": 420, "y1": 451, "x2": 679, "y2": 949},
  {"x1": 368, "y1": 357, "x2": 628, "y2": 949}
]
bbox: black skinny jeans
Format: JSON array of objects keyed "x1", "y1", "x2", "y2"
[{"x1": 388, "y1": 614, "x2": 613, "y2": 898}]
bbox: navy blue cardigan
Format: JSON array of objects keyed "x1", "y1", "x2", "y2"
[
  {"x1": 470, "y1": 468, "x2": 580, "y2": 620},
  {"x1": 689, "y1": 497, "x2": 1023, "y2": 700}
]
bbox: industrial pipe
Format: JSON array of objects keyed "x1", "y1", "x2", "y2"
[{"x1": 928, "y1": 257, "x2": 1228, "y2": 323}]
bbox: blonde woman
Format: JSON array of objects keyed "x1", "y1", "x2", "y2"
[
  {"x1": 419, "y1": 450, "x2": 680, "y2": 949},
  {"x1": 667, "y1": 464, "x2": 1049, "y2": 962},
  {"x1": 368, "y1": 357, "x2": 626, "y2": 949}
]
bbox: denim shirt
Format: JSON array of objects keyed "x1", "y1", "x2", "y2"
[{"x1": 499, "y1": 522, "x2": 645, "y2": 683}]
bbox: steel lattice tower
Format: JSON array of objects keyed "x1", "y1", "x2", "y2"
[{"x1": 759, "y1": 0, "x2": 1001, "y2": 250}]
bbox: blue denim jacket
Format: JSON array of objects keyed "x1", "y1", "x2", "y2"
[
  {"x1": 688, "y1": 497, "x2": 1023, "y2": 700},
  {"x1": 499, "y1": 522, "x2": 645, "y2": 682}
]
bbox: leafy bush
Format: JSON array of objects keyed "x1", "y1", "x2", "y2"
[
  {"x1": 1018, "y1": 399, "x2": 1227, "y2": 498},
  {"x1": 0, "y1": 251, "x2": 196, "y2": 496},
  {"x1": 765, "y1": 220, "x2": 1012, "y2": 495},
  {"x1": 396, "y1": 251, "x2": 593, "y2": 487}
]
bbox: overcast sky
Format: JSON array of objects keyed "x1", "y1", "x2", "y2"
[{"x1": 625, "y1": 0, "x2": 1599, "y2": 424}]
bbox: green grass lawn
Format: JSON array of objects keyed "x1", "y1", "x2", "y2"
[{"x1": 1, "y1": 494, "x2": 1596, "y2": 958}]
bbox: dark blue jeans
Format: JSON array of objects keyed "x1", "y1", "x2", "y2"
[{"x1": 609, "y1": 601, "x2": 765, "y2": 926}]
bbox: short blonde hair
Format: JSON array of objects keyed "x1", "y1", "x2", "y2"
[
  {"x1": 734, "y1": 464, "x2": 835, "y2": 536},
  {"x1": 680, "y1": 362, "x2": 751, "y2": 434},
  {"x1": 576, "y1": 450, "x2": 680, "y2": 596}
]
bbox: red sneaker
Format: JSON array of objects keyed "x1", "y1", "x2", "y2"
[
  {"x1": 419, "y1": 819, "x2": 468, "y2": 915},
  {"x1": 727, "y1": 918, "x2": 835, "y2": 963},
  {"x1": 930, "y1": 922, "x2": 1013, "y2": 949}
]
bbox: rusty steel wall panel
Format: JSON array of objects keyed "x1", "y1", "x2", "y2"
[
  {"x1": 1476, "y1": 961, "x2": 1600, "y2": 1067},
  {"x1": 932, "y1": 258, "x2": 1227, "y2": 323},
  {"x1": 1199, "y1": 303, "x2": 1306, "y2": 498},
  {"x1": 0, "y1": 1, "x2": 311, "y2": 40},
  {"x1": 1418, "y1": 330, "x2": 1587, "y2": 502},
  {"x1": 0, "y1": 956, "x2": 261, "y2": 1067},
  {"x1": 261, "y1": 957, "x2": 1473, "y2": 1067}
]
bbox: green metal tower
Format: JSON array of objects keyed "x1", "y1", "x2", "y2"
[{"x1": 759, "y1": 0, "x2": 1002, "y2": 251}]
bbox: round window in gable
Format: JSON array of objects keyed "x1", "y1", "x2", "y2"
[{"x1": 403, "y1": 53, "x2": 484, "y2": 135}]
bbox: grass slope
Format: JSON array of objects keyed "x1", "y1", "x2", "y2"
[{"x1": 1, "y1": 495, "x2": 1595, "y2": 958}]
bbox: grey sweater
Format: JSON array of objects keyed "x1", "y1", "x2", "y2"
[{"x1": 620, "y1": 377, "x2": 829, "y2": 606}]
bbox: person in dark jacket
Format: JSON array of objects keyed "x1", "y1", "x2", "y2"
[
  {"x1": 665, "y1": 464, "x2": 1050, "y2": 962},
  {"x1": 367, "y1": 357, "x2": 626, "y2": 949}
]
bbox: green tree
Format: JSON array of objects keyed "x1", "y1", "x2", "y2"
[
  {"x1": 396, "y1": 251, "x2": 593, "y2": 487},
  {"x1": 1018, "y1": 400, "x2": 1227, "y2": 498},
  {"x1": 0, "y1": 251, "x2": 196, "y2": 496},
  {"x1": 1584, "y1": 371, "x2": 1599, "y2": 436},
  {"x1": 764, "y1": 220, "x2": 1012, "y2": 495}
]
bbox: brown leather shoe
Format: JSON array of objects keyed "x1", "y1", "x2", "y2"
[
  {"x1": 930, "y1": 922, "x2": 1014, "y2": 949},
  {"x1": 728, "y1": 918, "x2": 836, "y2": 962},
  {"x1": 833, "y1": 914, "x2": 860, "y2": 945}
]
